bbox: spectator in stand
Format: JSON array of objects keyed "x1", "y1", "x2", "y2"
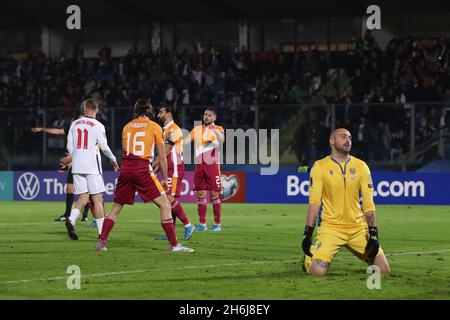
[{"x1": 1, "y1": 36, "x2": 449, "y2": 162}]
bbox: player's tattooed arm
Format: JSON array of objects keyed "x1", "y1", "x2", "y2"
[
  {"x1": 313, "y1": 259, "x2": 330, "y2": 269},
  {"x1": 306, "y1": 204, "x2": 320, "y2": 228},
  {"x1": 365, "y1": 211, "x2": 377, "y2": 227}
]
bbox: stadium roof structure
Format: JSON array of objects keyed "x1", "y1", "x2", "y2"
[{"x1": 0, "y1": 0, "x2": 449, "y2": 27}]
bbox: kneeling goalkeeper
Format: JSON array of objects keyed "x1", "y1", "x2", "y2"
[{"x1": 301, "y1": 128, "x2": 390, "y2": 276}]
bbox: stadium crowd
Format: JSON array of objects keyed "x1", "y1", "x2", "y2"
[
  {"x1": 0, "y1": 44, "x2": 320, "y2": 124},
  {"x1": 294, "y1": 32, "x2": 450, "y2": 165},
  {"x1": 345, "y1": 33, "x2": 450, "y2": 158},
  {"x1": 0, "y1": 31, "x2": 449, "y2": 166}
]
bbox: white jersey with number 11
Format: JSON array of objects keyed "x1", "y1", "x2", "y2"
[{"x1": 67, "y1": 116, "x2": 108, "y2": 175}]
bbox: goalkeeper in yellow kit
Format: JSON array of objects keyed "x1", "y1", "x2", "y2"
[{"x1": 301, "y1": 128, "x2": 390, "y2": 276}]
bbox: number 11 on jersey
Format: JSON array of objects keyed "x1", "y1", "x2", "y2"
[{"x1": 77, "y1": 128, "x2": 88, "y2": 149}]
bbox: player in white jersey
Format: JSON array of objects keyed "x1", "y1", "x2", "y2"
[{"x1": 64, "y1": 98, "x2": 119, "y2": 240}]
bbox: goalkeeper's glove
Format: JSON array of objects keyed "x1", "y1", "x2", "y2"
[
  {"x1": 301, "y1": 225, "x2": 315, "y2": 257},
  {"x1": 365, "y1": 227, "x2": 380, "y2": 260}
]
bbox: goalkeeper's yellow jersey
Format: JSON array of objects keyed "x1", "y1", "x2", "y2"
[{"x1": 309, "y1": 155, "x2": 375, "y2": 229}]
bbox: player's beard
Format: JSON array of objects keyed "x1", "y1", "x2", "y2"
[
  {"x1": 158, "y1": 115, "x2": 166, "y2": 125},
  {"x1": 336, "y1": 143, "x2": 351, "y2": 155}
]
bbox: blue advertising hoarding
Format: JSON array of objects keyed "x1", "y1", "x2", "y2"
[
  {"x1": 10, "y1": 171, "x2": 245, "y2": 203},
  {"x1": 5, "y1": 171, "x2": 450, "y2": 205},
  {"x1": 0, "y1": 171, "x2": 13, "y2": 201},
  {"x1": 246, "y1": 172, "x2": 450, "y2": 205},
  {"x1": 13, "y1": 171, "x2": 119, "y2": 202}
]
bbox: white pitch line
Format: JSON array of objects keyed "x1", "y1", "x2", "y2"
[
  {"x1": 0, "y1": 216, "x2": 251, "y2": 226},
  {"x1": 0, "y1": 220, "x2": 153, "y2": 227},
  {"x1": 386, "y1": 248, "x2": 450, "y2": 257},
  {"x1": 1, "y1": 249, "x2": 450, "y2": 286},
  {"x1": 334, "y1": 248, "x2": 450, "y2": 260},
  {"x1": 0, "y1": 260, "x2": 299, "y2": 285}
]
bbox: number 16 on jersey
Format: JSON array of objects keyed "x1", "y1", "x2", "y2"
[{"x1": 126, "y1": 131, "x2": 146, "y2": 156}]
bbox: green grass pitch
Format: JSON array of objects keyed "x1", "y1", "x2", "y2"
[{"x1": 0, "y1": 201, "x2": 449, "y2": 299}]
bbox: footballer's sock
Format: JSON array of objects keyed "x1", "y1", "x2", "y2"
[
  {"x1": 88, "y1": 201, "x2": 95, "y2": 216},
  {"x1": 100, "y1": 218, "x2": 115, "y2": 243},
  {"x1": 197, "y1": 197, "x2": 207, "y2": 225},
  {"x1": 68, "y1": 208, "x2": 81, "y2": 225},
  {"x1": 82, "y1": 205, "x2": 89, "y2": 218},
  {"x1": 211, "y1": 196, "x2": 222, "y2": 225},
  {"x1": 171, "y1": 200, "x2": 190, "y2": 226},
  {"x1": 64, "y1": 193, "x2": 74, "y2": 217},
  {"x1": 172, "y1": 213, "x2": 177, "y2": 228},
  {"x1": 161, "y1": 218, "x2": 178, "y2": 246},
  {"x1": 95, "y1": 218, "x2": 104, "y2": 235}
]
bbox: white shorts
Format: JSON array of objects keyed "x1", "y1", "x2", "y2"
[{"x1": 73, "y1": 174, "x2": 106, "y2": 195}]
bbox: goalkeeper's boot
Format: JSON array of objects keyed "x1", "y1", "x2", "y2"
[
  {"x1": 155, "y1": 234, "x2": 167, "y2": 240},
  {"x1": 169, "y1": 243, "x2": 194, "y2": 253},
  {"x1": 184, "y1": 225, "x2": 195, "y2": 240},
  {"x1": 209, "y1": 224, "x2": 221, "y2": 232},
  {"x1": 194, "y1": 224, "x2": 208, "y2": 232},
  {"x1": 95, "y1": 241, "x2": 107, "y2": 252},
  {"x1": 65, "y1": 220, "x2": 78, "y2": 240},
  {"x1": 55, "y1": 214, "x2": 67, "y2": 222}
]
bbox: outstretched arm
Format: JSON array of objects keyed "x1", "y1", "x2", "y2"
[{"x1": 31, "y1": 127, "x2": 65, "y2": 135}]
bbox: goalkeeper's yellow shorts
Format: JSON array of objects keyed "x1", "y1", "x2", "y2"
[{"x1": 311, "y1": 224, "x2": 384, "y2": 263}]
